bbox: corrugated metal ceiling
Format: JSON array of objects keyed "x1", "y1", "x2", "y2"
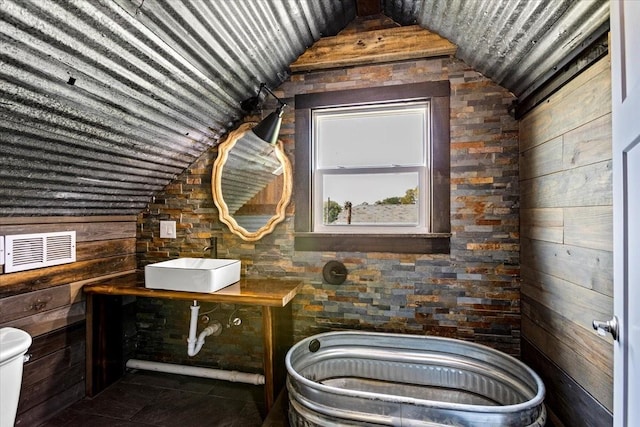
[
  {"x1": 385, "y1": 0, "x2": 609, "y2": 96},
  {"x1": 0, "y1": 0, "x2": 608, "y2": 217}
]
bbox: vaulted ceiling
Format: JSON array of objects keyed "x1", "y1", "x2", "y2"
[{"x1": 0, "y1": 0, "x2": 609, "y2": 216}]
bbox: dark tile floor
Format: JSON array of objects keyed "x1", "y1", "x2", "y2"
[{"x1": 40, "y1": 370, "x2": 274, "y2": 427}]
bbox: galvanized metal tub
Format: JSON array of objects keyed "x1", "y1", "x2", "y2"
[{"x1": 285, "y1": 331, "x2": 546, "y2": 426}]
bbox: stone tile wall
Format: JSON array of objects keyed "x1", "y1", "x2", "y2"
[{"x1": 136, "y1": 55, "x2": 520, "y2": 368}]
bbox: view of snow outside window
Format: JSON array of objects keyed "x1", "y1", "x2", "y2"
[{"x1": 312, "y1": 101, "x2": 430, "y2": 233}]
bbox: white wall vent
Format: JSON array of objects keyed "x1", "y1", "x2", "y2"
[{"x1": 4, "y1": 231, "x2": 76, "y2": 273}]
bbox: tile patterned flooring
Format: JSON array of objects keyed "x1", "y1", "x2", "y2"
[{"x1": 40, "y1": 370, "x2": 273, "y2": 427}]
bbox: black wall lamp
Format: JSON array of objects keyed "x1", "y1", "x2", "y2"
[{"x1": 241, "y1": 83, "x2": 287, "y2": 145}]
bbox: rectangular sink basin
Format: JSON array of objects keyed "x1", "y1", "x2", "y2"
[{"x1": 144, "y1": 258, "x2": 241, "y2": 293}]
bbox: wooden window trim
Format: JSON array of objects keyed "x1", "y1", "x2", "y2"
[{"x1": 294, "y1": 82, "x2": 451, "y2": 254}]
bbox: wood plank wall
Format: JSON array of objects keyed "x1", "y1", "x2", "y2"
[
  {"x1": 519, "y1": 56, "x2": 613, "y2": 427},
  {"x1": 0, "y1": 216, "x2": 137, "y2": 426}
]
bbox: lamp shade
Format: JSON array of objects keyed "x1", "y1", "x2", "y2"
[{"x1": 252, "y1": 107, "x2": 284, "y2": 145}]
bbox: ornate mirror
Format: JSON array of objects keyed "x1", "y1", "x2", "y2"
[{"x1": 212, "y1": 122, "x2": 292, "y2": 241}]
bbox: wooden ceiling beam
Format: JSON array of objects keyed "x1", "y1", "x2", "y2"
[{"x1": 290, "y1": 25, "x2": 457, "y2": 73}]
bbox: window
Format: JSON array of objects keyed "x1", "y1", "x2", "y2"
[
  {"x1": 294, "y1": 82, "x2": 450, "y2": 253},
  {"x1": 314, "y1": 102, "x2": 429, "y2": 233}
]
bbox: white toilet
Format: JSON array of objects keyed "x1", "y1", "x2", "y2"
[{"x1": 0, "y1": 327, "x2": 32, "y2": 427}]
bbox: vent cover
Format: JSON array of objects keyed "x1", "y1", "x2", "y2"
[{"x1": 4, "y1": 231, "x2": 76, "y2": 273}]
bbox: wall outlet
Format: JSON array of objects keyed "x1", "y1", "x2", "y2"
[{"x1": 159, "y1": 220, "x2": 176, "y2": 239}]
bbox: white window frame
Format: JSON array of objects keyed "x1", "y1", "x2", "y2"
[{"x1": 311, "y1": 101, "x2": 431, "y2": 234}]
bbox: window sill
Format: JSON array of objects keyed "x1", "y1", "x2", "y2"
[{"x1": 294, "y1": 233, "x2": 451, "y2": 254}]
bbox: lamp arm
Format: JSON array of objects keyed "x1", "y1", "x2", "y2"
[{"x1": 260, "y1": 83, "x2": 287, "y2": 109}]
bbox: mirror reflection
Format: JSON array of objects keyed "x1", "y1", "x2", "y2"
[{"x1": 212, "y1": 122, "x2": 292, "y2": 241}]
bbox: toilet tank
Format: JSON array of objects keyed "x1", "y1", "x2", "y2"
[{"x1": 0, "y1": 328, "x2": 32, "y2": 427}]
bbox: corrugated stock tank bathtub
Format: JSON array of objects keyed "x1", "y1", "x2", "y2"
[{"x1": 285, "y1": 331, "x2": 546, "y2": 426}]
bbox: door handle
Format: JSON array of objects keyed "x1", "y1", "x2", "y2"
[{"x1": 592, "y1": 316, "x2": 619, "y2": 341}]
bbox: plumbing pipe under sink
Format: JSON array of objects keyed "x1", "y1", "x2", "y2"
[
  {"x1": 188, "y1": 300, "x2": 221, "y2": 357},
  {"x1": 125, "y1": 300, "x2": 265, "y2": 386},
  {"x1": 126, "y1": 359, "x2": 265, "y2": 385}
]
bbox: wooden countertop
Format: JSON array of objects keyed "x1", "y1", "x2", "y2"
[{"x1": 83, "y1": 273, "x2": 302, "y2": 307}]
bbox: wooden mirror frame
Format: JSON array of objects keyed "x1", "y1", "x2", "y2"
[{"x1": 212, "y1": 122, "x2": 292, "y2": 241}]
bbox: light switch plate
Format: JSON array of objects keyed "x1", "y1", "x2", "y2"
[{"x1": 159, "y1": 220, "x2": 176, "y2": 239}]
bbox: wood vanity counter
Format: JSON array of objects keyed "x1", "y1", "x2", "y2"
[{"x1": 84, "y1": 273, "x2": 301, "y2": 411}]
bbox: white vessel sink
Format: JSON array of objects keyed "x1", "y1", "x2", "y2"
[{"x1": 144, "y1": 258, "x2": 241, "y2": 293}]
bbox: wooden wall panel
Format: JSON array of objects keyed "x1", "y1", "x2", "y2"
[
  {"x1": 522, "y1": 298, "x2": 612, "y2": 405},
  {"x1": 0, "y1": 216, "x2": 137, "y2": 426},
  {"x1": 76, "y1": 238, "x2": 136, "y2": 261},
  {"x1": 0, "y1": 256, "x2": 136, "y2": 296},
  {"x1": 521, "y1": 238, "x2": 613, "y2": 295},
  {"x1": 522, "y1": 316, "x2": 611, "y2": 409},
  {"x1": 564, "y1": 206, "x2": 612, "y2": 252},
  {"x1": 519, "y1": 58, "x2": 611, "y2": 151},
  {"x1": 519, "y1": 160, "x2": 612, "y2": 209},
  {"x1": 0, "y1": 285, "x2": 71, "y2": 324},
  {"x1": 0, "y1": 217, "x2": 136, "y2": 241},
  {"x1": 519, "y1": 55, "x2": 613, "y2": 425},
  {"x1": 519, "y1": 136, "x2": 563, "y2": 181},
  {"x1": 520, "y1": 208, "x2": 563, "y2": 243},
  {"x1": 521, "y1": 265, "x2": 612, "y2": 328},
  {"x1": 522, "y1": 339, "x2": 612, "y2": 427},
  {"x1": 563, "y1": 113, "x2": 612, "y2": 169}
]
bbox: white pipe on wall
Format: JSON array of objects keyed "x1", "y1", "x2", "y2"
[
  {"x1": 126, "y1": 359, "x2": 265, "y2": 385},
  {"x1": 187, "y1": 301, "x2": 200, "y2": 353}
]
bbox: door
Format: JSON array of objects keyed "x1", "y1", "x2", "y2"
[{"x1": 610, "y1": 1, "x2": 640, "y2": 426}]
